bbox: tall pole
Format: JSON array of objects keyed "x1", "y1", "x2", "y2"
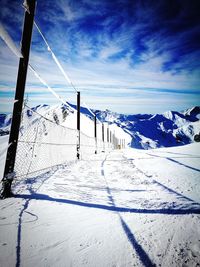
[
  {"x1": 107, "y1": 125, "x2": 109, "y2": 142},
  {"x1": 102, "y1": 123, "x2": 104, "y2": 142},
  {"x1": 107, "y1": 125, "x2": 109, "y2": 149},
  {"x1": 1, "y1": 0, "x2": 36, "y2": 199},
  {"x1": 77, "y1": 91, "x2": 80, "y2": 159},
  {"x1": 94, "y1": 115, "x2": 97, "y2": 154},
  {"x1": 113, "y1": 134, "x2": 115, "y2": 149},
  {"x1": 102, "y1": 123, "x2": 105, "y2": 152}
]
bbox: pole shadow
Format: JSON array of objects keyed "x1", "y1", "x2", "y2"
[
  {"x1": 15, "y1": 170, "x2": 54, "y2": 267},
  {"x1": 101, "y1": 158, "x2": 156, "y2": 266}
]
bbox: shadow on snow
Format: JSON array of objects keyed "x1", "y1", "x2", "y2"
[
  {"x1": 14, "y1": 193, "x2": 200, "y2": 215},
  {"x1": 13, "y1": 154, "x2": 200, "y2": 267},
  {"x1": 146, "y1": 153, "x2": 200, "y2": 172}
]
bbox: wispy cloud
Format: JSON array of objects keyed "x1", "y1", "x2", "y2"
[{"x1": 0, "y1": 0, "x2": 199, "y2": 114}]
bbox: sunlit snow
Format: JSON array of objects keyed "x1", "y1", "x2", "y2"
[{"x1": 0, "y1": 105, "x2": 200, "y2": 266}]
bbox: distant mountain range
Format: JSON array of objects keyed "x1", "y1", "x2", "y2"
[
  {"x1": 0, "y1": 105, "x2": 200, "y2": 149},
  {"x1": 92, "y1": 106, "x2": 200, "y2": 149}
]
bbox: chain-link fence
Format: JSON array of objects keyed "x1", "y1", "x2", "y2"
[
  {"x1": 79, "y1": 131, "x2": 113, "y2": 159},
  {"x1": 14, "y1": 106, "x2": 78, "y2": 179},
  {"x1": 13, "y1": 106, "x2": 113, "y2": 179}
]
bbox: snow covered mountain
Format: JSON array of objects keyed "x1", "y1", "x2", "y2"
[
  {"x1": 91, "y1": 106, "x2": 200, "y2": 149},
  {"x1": 0, "y1": 113, "x2": 12, "y2": 135},
  {"x1": 0, "y1": 105, "x2": 199, "y2": 149}
]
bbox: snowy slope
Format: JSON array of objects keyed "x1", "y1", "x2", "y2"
[
  {"x1": 0, "y1": 103, "x2": 130, "y2": 142},
  {"x1": 0, "y1": 138, "x2": 200, "y2": 267}
]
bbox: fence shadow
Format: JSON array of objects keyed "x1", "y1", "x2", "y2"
[
  {"x1": 13, "y1": 154, "x2": 200, "y2": 267},
  {"x1": 16, "y1": 199, "x2": 31, "y2": 267},
  {"x1": 153, "y1": 151, "x2": 200, "y2": 158},
  {"x1": 14, "y1": 193, "x2": 200, "y2": 215},
  {"x1": 166, "y1": 157, "x2": 200, "y2": 172},
  {"x1": 152, "y1": 180, "x2": 200, "y2": 204},
  {"x1": 15, "y1": 170, "x2": 54, "y2": 267},
  {"x1": 13, "y1": 175, "x2": 200, "y2": 267},
  {"x1": 146, "y1": 153, "x2": 200, "y2": 172}
]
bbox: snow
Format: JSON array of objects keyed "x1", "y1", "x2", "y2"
[
  {"x1": 0, "y1": 105, "x2": 200, "y2": 266},
  {"x1": 0, "y1": 137, "x2": 200, "y2": 266}
]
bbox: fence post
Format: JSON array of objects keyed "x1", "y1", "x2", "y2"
[
  {"x1": 107, "y1": 125, "x2": 109, "y2": 149},
  {"x1": 1, "y1": 0, "x2": 36, "y2": 199},
  {"x1": 77, "y1": 91, "x2": 80, "y2": 159},
  {"x1": 94, "y1": 115, "x2": 97, "y2": 154},
  {"x1": 102, "y1": 123, "x2": 105, "y2": 152},
  {"x1": 102, "y1": 123, "x2": 104, "y2": 142},
  {"x1": 113, "y1": 133, "x2": 115, "y2": 149},
  {"x1": 107, "y1": 125, "x2": 109, "y2": 142}
]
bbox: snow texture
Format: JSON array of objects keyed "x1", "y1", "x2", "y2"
[
  {"x1": 0, "y1": 105, "x2": 200, "y2": 266},
  {"x1": 0, "y1": 138, "x2": 200, "y2": 266}
]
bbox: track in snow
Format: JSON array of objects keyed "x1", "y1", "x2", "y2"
[{"x1": 1, "y1": 149, "x2": 200, "y2": 267}]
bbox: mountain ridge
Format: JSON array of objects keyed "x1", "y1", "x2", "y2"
[{"x1": 0, "y1": 105, "x2": 199, "y2": 149}]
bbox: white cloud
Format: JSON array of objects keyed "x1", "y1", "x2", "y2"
[{"x1": 0, "y1": 11, "x2": 199, "y2": 115}]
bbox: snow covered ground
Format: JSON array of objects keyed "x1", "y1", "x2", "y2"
[{"x1": 0, "y1": 141, "x2": 200, "y2": 266}]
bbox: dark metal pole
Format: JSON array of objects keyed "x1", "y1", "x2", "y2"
[
  {"x1": 77, "y1": 91, "x2": 80, "y2": 159},
  {"x1": 107, "y1": 126, "x2": 109, "y2": 143},
  {"x1": 1, "y1": 0, "x2": 36, "y2": 199},
  {"x1": 102, "y1": 123, "x2": 104, "y2": 142},
  {"x1": 102, "y1": 123, "x2": 105, "y2": 152},
  {"x1": 94, "y1": 115, "x2": 97, "y2": 154}
]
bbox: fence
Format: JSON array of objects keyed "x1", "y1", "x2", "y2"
[
  {"x1": 13, "y1": 105, "x2": 113, "y2": 180},
  {"x1": 0, "y1": 3, "x2": 123, "y2": 198}
]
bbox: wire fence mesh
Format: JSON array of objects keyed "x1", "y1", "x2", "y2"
[
  {"x1": 14, "y1": 106, "x2": 78, "y2": 179},
  {"x1": 79, "y1": 131, "x2": 113, "y2": 159},
  {"x1": 13, "y1": 106, "x2": 113, "y2": 180}
]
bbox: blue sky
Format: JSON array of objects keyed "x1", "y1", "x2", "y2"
[{"x1": 0, "y1": 0, "x2": 200, "y2": 114}]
